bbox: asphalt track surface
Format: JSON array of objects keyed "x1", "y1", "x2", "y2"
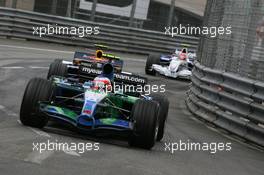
[{"x1": 0, "y1": 38, "x2": 263, "y2": 175}]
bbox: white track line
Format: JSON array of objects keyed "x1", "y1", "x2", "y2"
[
  {"x1": 29, "y1": 66, "x2": 49, "y2": 69},
  {"x1": 0, "y1": 105, "x2": 18, "y2": 117},
  {"x1": 24, "y1": 150, "x2": 54, "y2": 164},
  {"x1": 1, "y1": 106, "x2": 81, "y2": 163},
  {"x1": 0, "y1": 44, "x2": 74, "y2": 54},
  {"x1": 63, "y1": 149, "x2": 81, "y2": 157},
  {"x1": 126, "y1": 58, "x2": 145, "y2": 62},
  {"x1": 17, "y1": 119, "x2": 21, "y2": 124},
  {"x1": 19, "y1": 118, "x2": 80, "y2": 160},
  {"x1": 0, "y1": 66, "x2": 24, "y2": 69},
  {"x1": 17, "y1": 119, "x2": 51, "y2": 138},
  {"x1": 0, "y1": 66, "x2": 49, "y2": 69},
  {"x1": 30, "y1": 128, "x2": 51, "y2": 138}
]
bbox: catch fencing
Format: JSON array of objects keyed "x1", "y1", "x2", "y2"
[{"x1": 187, "y1": 0, "x2": 264, "y2": 147}]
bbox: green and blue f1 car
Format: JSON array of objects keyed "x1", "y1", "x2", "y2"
[{"x1": 20, "y1": 64, "x2": 169, "y2": 149}]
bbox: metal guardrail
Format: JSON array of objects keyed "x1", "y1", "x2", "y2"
[
  {"x1": 186, "y1": 61, "x2": 264, "y2": 147},
  {"x1": 0, "y1": 7, "x2": 199, "y2": 54}
]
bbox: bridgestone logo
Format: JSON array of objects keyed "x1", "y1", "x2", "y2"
[{"x1": 81, "y1": 67, "x2": 146, "y2": 84}]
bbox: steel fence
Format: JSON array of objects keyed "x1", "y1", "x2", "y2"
[
  {"x1": 198, "y1": 0, "x2": 264, "y2": 81},
  {"x1": 188, "y1": 0, "x2": 264, "y2": 147}
]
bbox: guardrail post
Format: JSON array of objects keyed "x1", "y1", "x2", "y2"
[
  {"x1": 11, "y1": 0, "x2": 17, "y2": 8},
  {"x1": 51, "y1": 0, "x2": 57, "y2": 15},
  {"x1": 66, "y1": 0, "x2": 72, "y2": 17},
  {"x1": 90, "y1": 0, "x2": 97, "y2": 21},
  {"x1": 129, "y1": 0, "x2": 137, "y2": 27},
  {"x1": 73, "y1": 0, "x2": 79, "y2": 18},
  {"x1": 167, "y1": 0, "x2": 176, "y2": 26}
]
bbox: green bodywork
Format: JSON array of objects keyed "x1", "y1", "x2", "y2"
[
  {"x1": 41, "y1": 104, "x2": 78, "y2": 120},
  {"x1": 40, "y1": 80, "x2": 139, "y2": 124}
]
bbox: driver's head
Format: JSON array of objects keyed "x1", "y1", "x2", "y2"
[
  {"x1": 179, "y1": 52, "x2": 187, "y2": 60},
  {"x1": 93, "y1": 77, "x2": 112, "y2": 92},
  {"x1": 101, "y1": 63, "x2": 114, "y2": 80}
]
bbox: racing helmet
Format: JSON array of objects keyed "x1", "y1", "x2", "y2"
[
  {"x1": 175, "y1": 48, "x2": 188, "y2": 60},
  {"x1": 179, "y1": 52, "x2": 187, "y2": 60},
  {"x1": 93, "y1": 77, "x2": 112, "y2": 92}
]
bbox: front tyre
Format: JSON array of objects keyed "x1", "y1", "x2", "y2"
[
  {"x1": 129, "y1": 99, "x2": 159, "y2": 149},
  {"x1": 145, "y1": 54, "x2": 160, "y2": 75},
  {"x1": 151, "y1": 94, "x2": 169, "y2": 141},
  {"x1": 47, "y1": 59, "x2": 68, "y2": 79},
  {"x1": 20, "y1": 78, "x2": 54, "y2": 128}
]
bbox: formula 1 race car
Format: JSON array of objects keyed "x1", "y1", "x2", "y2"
[
  {"x1": 145, "y1": 47, "x2": 196, "y2": 79},
  {"x1": 47, "y1": 45, "x2": 147, "y2": 94},
  {"x1": 71, "y1": 44, "x2": 124, "y2": 73},
  {"x1": 20, "y1": 63, "x2": 169, "y2": 149}
]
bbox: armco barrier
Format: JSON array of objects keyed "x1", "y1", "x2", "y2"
[
  {"x1": 0, "y1": 7, "x2": 199, "y2": 54},
  {"x1": 186, "y1": 61, "x2": 264, "y2": 147}
]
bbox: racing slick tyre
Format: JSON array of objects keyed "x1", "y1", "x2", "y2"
[
  {"x1": 151, "y1": 94, "x2": 169, "y2": 141},
  {"x1": 145, "y1": 54, "x2": 160, "y2": 75},
  {"x1": 47, "y1": 59, "x2": 68, "y2": 79},
  {"x1": 20, "y1": 78, "x2": 54, "y2": 128},
  {"x1": 129, "y1": 99, "x2": 159, "y2": 149}
]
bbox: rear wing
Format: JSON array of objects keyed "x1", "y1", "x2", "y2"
[
  {"x1": 74, "y1": 52, "x2": 123, "y2": 65},
  {"x1": 102, "y1": 53, "x2": 121, "y2": 60},
  {"x1": 74, "y1": 51, "x2": 121, "y2": 61},
  {"x1": 74, "y1": 51, "x2": 93, "y2": 59},
  {"x1": 74, "y1": 51, "x2": 124, "y2": 69}
]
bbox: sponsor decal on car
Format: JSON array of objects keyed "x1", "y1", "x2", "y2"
[
  {"x1": 114, "y1": 74, "x2": 146, "y2": 84},
  {"x1": 80, "y1": 67, "x2": 146, "y2": 84},
  {"x1": 81, "y1": 67, "x2": 102, "y2": 75}
]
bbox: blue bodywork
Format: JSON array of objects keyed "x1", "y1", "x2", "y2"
[
  {"x1": 74, "y1": 51, "x2": 124, "y2": 71},
  {"x1": 160, "y1": 55, "x2": 173, "y2": 62}
]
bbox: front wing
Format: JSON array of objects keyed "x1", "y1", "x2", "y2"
[
  {"x1": 39, "y1": 103, "x2": 132, "y2": 131},
  {"x1": 152, "y1": 64, "x2": 192, "y2": 79}
]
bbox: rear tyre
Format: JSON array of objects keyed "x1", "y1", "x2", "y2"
[
  {"x1": 20, "y1": 78, "x2": 54, "y2": 128},
  {"x1": 151, "y1": 94, "x2": 169, "y2": 141},
  {"x1": 47, "y1": 59, "x2": 68, "y2": 79},
  {"x1": 145, "y1": 54, "x2": 160, "y2": 75},
  {"x1": 129, "y1": 99, "x2": 159, "y2": 149}
]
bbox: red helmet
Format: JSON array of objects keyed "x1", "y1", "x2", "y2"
[
  {"x1": 179, "y1": 52, "x2": 187, "y2": 60},
  {"x1": 93, "y1": 77, "x2": 112, "y2": 92}
]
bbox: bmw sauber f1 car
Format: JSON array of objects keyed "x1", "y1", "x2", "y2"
[
  {"x1": 145, "y1": 47, "x2": 196, "y2": 79},
  {"x1": 20, "y1": 63, "x2": 169, "y2": 149}
]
